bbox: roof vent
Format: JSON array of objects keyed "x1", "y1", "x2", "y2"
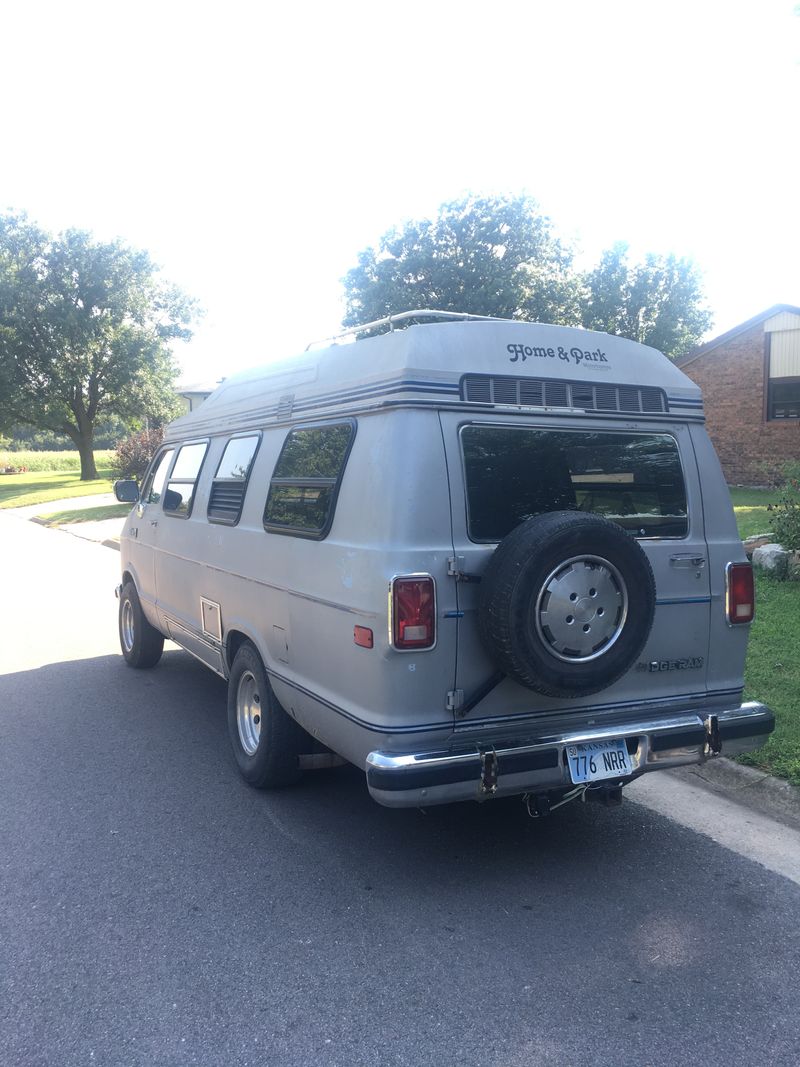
[{"x1": 461, "y1": 375, "x2": 667, "y2": 415}]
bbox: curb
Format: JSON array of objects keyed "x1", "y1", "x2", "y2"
[
  {"x1": 668, "y1": 758, "x2": 800, "y2": 833},
  {"x1": 26, "y1": 513, "x2": 122, "y2": 550}
]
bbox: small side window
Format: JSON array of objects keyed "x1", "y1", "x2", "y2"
[
  {"x1": 142, "y1": 448, "x2": 175, "y2": 505},
  {"x1": 263, "y1": 421, "x2": 355, "y2": 539},
  {"x1": 163, "y1": 440, "x2": 208, "y2": 518},
  {"x1": 207, "y1": 434, "x2": 261, "y2": 525}
]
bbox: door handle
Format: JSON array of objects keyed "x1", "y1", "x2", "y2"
[
  {"x1": 670, "y1": 554, "x2": 706, "y2": 568},
  {"x1": 150, "y1": 520, "x2": 159, "y2": 527}
]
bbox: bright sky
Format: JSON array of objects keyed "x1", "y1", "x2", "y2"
[{"x1": 1, "y1": 0, "x2": 798, "y2": 384}]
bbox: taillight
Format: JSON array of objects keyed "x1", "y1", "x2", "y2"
[
  {"x1": 390, "y1": 576, "x2": 436, "y2": 650},
  {"x1": 726, "y1": 562, "x2": 755, "y2": 624}
]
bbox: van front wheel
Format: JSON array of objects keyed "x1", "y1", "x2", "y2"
[
  {"x1": 119, "y1": 581, "x2": 164, "y2": 669},
  {"x1": 227, "y1": 642, "x2": 303, "y2": 789}
]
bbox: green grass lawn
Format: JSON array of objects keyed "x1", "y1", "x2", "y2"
[
  {"x1": 740, "y1": 574, "x2": 800, "y2": 785},
  {"x1": 36, "y1": 502, "x2": 131, "y2": 525},
  {"x1": 0, "y1": 470, "x2": 114, "y2": 509},
  {"x1": 1, "y1": 448, "x2": 115, "y2": 472},
  {"x1": 729, "y1": 486, "x2": 778, "y2": 540},
  {"x1": 729, "y1": 496, "x2": 799, "y2": 786}
]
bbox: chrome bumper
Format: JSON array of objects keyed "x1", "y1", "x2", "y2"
[{"x1": 365, "y1": 701, "x2": 774, "y2": 808}]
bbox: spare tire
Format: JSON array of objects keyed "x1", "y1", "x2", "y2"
[{"x1": 478, "y1": 511, "x2": 656, "y2": 698}]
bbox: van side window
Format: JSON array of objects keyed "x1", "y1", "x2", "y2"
[
  {"x1": 163, "y1": 440, "x2": 208, "y2": 518},
  {"x1": 142, "y1": 448, "x2": 175, "y2": 505},
  {"x1": 263, "y1": 421, "x2": 355, "y2": 538},
  {"x1": 207, "y1": 434, "x2": 261, "y2": 526}
]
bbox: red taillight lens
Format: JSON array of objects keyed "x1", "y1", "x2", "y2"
[
  {"x1": 391, "y1": 576, "x2": 436, "y2": 650},
  {"x1": 727, "y1": 562, "x2": 755, "y2": 624}
]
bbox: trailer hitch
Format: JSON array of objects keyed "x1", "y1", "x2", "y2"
[
  {"x1": 705, "y1": 714, "x2": 722, "y2": 755},
  {"x1": 478, "y1": 748, "x2": 499, "y2": 796}
]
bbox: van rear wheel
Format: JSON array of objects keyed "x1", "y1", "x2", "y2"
[
  {"x1": 119, "y1": 581, "x2": 164, "y2": 669},
  {"x1": 227, "y1": 642, "x2": 304, "y2": 789}
]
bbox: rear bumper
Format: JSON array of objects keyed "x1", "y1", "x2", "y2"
[{"x1": 365, "y1": 701, "x2": 774, "y2": 808}]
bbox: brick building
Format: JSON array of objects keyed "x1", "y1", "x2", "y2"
[{"x1": 676, "y1": 304, "x2": 800, "y2": 484}]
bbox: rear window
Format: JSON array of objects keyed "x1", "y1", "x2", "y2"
[
  {"x1": 461, "y1": 426, "x2": 688, "y2": 541},
  {"x1": 264, "y1": 421, "x2": 355, "y2": 538}
]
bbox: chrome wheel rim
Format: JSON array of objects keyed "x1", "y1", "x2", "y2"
[
  {"x1": 236, "y1": 670, "x2": 262, "y2": 756},
  {"x1": 121, "y1": 598, "x2": 135, "y2": 652},
  {"x1": 533, "y1": 555, "x2": 628, "y2": 663}
]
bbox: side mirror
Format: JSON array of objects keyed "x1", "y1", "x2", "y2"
[
  {"x1": 163, "y1": 488, "x2": 183, "y2": 512},
  {"x1": 114, "y1": 479, "x2": 139, "y2": 503}
]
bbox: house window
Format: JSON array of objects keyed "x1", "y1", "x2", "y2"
[
  {"x1": 768, "y1": 379, "x2": 800, "y2": 420},
  {"x1": 164, "y1": 440, "x2": 209, "y2": 517},
  {"x1": 263, "y1": 421, "x2": 356, "y2": 538},
  {"x1": 207, "y1": 434, "x2": 261, "y2": 525}
]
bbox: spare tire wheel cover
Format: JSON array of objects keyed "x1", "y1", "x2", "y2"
[{"x1": 478, "y1": 511, "x2": 656, "y2": 698}]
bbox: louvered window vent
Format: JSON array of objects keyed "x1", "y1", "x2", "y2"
[
  {"x1": 461, "y1": 375, "x2": 667, "y2": 415},
  {"x1": 208, "y1": 481, "x2": 247, "y2": 525}
]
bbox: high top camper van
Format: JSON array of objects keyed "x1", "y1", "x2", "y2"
[{"x1": 114, "y1": 311, "x2": 774, "y2": 812}]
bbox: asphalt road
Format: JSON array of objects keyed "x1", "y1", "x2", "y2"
[{"x1": 1, "y1": 514, "x2": 799, "y2": 1067}]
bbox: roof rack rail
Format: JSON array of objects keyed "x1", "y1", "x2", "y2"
[{"x1": 306, "y1": 309, "x2": 510, "y2": 351}]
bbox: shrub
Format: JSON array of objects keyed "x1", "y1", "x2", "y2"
[
  {"x1": 768, "y1": 463, "x2": 800, "y2": 553},
  {"x1": 112, "y1": 428, "x2": 164, "y2": 481}
]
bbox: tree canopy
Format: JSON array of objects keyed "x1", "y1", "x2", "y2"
[
  {"x1": 342, "y1": 195, "x2": 711, "y2": 359},
  {"x1": 343, "y1": 195, "x2": 581, "y2": 330},
  {"x1": 579, "y1": 242, "x2": 712, "y2": 359},
  {"x1": 0, "y1": 213, "x2": 199, "y2": 478}
]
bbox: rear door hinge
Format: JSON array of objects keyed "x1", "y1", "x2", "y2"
[
  {"x1": 447, "y1": 557, "x2": 482, "y2": 583},
  {"x1": 446, "y1": 689, "x2": 464, "y2": 712}
]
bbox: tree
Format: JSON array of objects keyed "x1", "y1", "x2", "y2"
[
  {"x1": 342, "y1": 194, "x2": 583, "y2": 330},
  {"x1": 342, "y1": 198, "x2": 711, "y2": 360},
  {"x1": 579, "y1": 243, "x2": 712, "y2": 359},
  {"x1": 0, "y1": 212, "x2": 198, "y2": 479}
]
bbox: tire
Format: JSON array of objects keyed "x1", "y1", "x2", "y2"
[
  {"x1": 118, "y1": 580, "x2": 165, "y2": 669},
  {"x1": 478, "y1": 511, "x2": 656, "y2": 698},
  {"x1": 226, "y1": 642, "x2": 304, "y2": 789}
]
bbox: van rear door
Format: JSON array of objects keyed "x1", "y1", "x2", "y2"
[{"x1": 439, "y1": 413, "x2": 712, "y2": 725}]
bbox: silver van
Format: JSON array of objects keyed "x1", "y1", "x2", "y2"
[{"x1": 114, "y1": 312, "x2": 774, "y2": 811}]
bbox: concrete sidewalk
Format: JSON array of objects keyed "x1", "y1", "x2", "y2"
[
  {"x1": 7, "y1": 492, "x2": 127, "y2": 548},
  {"x1": 9, "y1": 492, "x2": 118, "y2": 519}
]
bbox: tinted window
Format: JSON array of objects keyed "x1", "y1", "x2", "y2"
[
  {"x1": 265, "y1": 485, "x2": 334, "y2": 530},
  {"x1": 461, "y1": 426, "x2": 687, "y2": 541},
  {"x1": 207, "y1": 435, "x2": 261, "y2": 526},
  {"x1": 171, "y1": 442, "x2": 207, "y2": 480},
  {"x1": 264, "y1": 422, "x2": 355, "y2": 538},
  {"x1": 164, "y1": 440, "x2": 208, "y2": 518},
  {"x1": 215, "y1": 435, "x2": 260, "y2": 480},
  {"x1": 144, "y1": 449, "x2": 174, "y2": 504},
  {"x1": 272, "y1": 424, "x2": 354, "y2": 479}
]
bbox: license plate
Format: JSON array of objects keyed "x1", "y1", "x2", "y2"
[{"x1": 566, "y1": 739, "x2": 632, "y2": 784}]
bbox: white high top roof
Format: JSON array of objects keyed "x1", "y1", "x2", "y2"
[{"x1": 165, "y1": 318, "x2": 703, "y2": 441}]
